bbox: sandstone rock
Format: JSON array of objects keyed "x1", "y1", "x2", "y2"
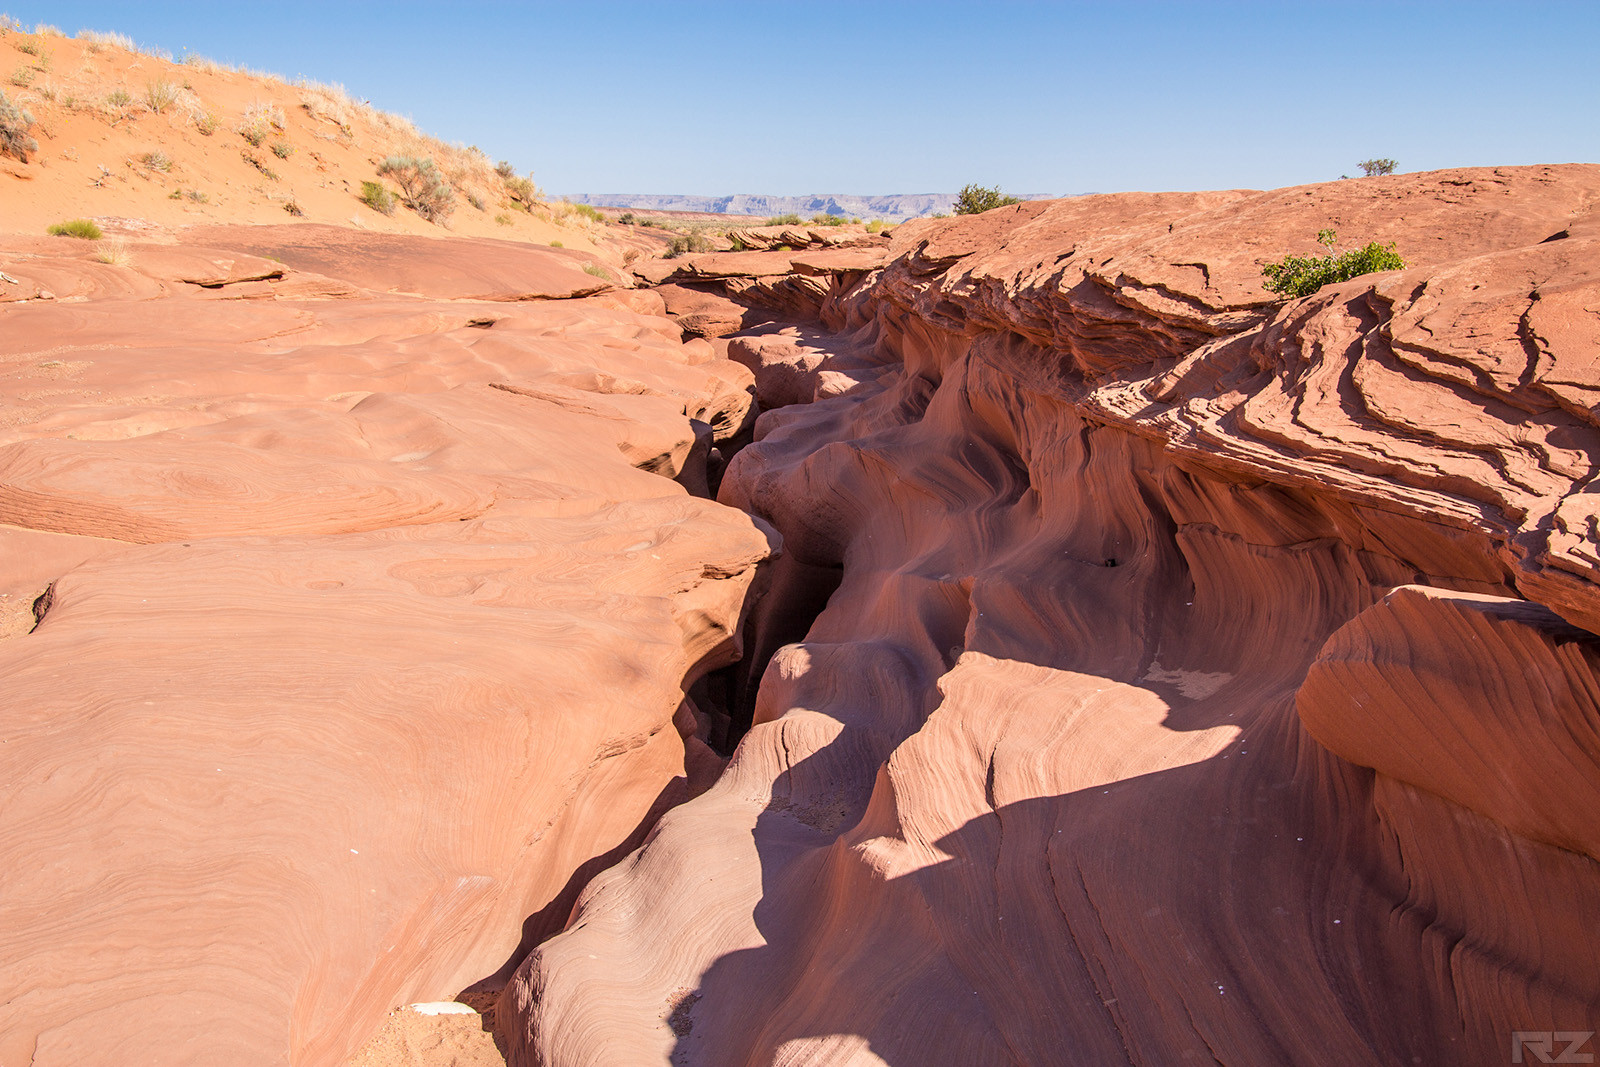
[{"x1": 505, "y1": 165, "x2": 1600, "y2": 1067}]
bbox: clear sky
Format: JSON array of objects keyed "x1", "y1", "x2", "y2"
[{"x1": 5, "y1": 1, "x2": 1596, "y2": 196}]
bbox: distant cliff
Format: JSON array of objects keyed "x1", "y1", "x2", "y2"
[{"x1": 559, "y1": 191, "x2": 1057, "y2": 222}]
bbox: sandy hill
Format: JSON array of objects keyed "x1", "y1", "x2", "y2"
[{"x1": 0, "y1": 21, "x2": 613, "y2": 252}]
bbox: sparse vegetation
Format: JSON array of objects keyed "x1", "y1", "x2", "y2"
[
  {"x1": 283, "y1": 199, "x2": 304, "y2": 216},
  {"x1": 1358, "y1": 158, "x2": 1397, "y2": 177},
  {"x1": 270, "y1": 139, "x2": 294, "y2": 159},
  {"x1": 93, "y1": 237, "x2": 130, "y2": 264},
  {"x1": 618, "y1": 212, "x2": 636, "y2": 225},
  {"x1": 866, "y1": 219, "x2": 889, "y2": 233},
  {"x1": 811, "y1": 213, "x2": 846, "y2": 226},
  {"x1": 567, "y1": 202, "x2": 605, "y2": 224},
  {"x1": 549, "y1": 240, "x2": 563, "y2": 248},
  {"x1": 953, "y1": 184, "x2": 1022, "y2": 214},
  {"x1": 1261, "y1": 229, "x2": 1405, "y2": 299},
  {"x1": 359, "y1": 180, "x2": 396, "y2": 215},
  {"x1": 494, "y1": 159, "x2": 516, "y2": 180},
  {"x1": 765, "y1": 213, "x2": 802, "y2": 226},
  {"x1": 104, "y1": 88, "x2": 131, "y2": 108},
  {"x1": 10, "y1": 66, "x2": 33, "y2": 87},
  {"x1": 143, "y1": 80, "x2": 179, "y2": 114},
  {"x1": 140, "y1": 150, "x2": 172, "y2": 172},
  {"x1": 376, "y1": 155, "x2": 454, "y2": 222},
  {"x1": 0, "y1": 89, "x2": 38, "y2": 161},
  {"x1": 503, "y1": 174, "x2": 537, "y2": 205},
  {"x1": 493, "y1": 213, "x2": 512, "y2": 226},
  {"x1": 582, "y1": 263, "x2": 612, "y2": 280},
  {"x1": 48, "y1": 218, "x2": 103, "y2": 239},
  {"x1": 665, "y1": 233, "x2": 712, "y2": 258},
  {"x1": 78, "y1": 29, "x2": 135, "y2": 53},
  {"x1": 16, "y1": 39, "x2": 40, "y2": 56},
  {"x1": 184, "y1": 189, "x2": 208, "y2": 203},
  {"x1": 466, "y1": 191, "x2": 485, "y2": 211},
  {"x1": 193, "y1": 110, "x2": 218, "y2": 135}
]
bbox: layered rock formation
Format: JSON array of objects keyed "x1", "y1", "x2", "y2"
[
  {"x1": 0, "y1": 227, "x2": 770, "y2": 1065},
  {"x1": 504, "y1": 165, "x2": 1600, "y2": 1066}
]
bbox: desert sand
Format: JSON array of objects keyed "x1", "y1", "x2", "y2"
[{"x1": 3, "y1": 22, "x2": 1598, "y2": 1067}]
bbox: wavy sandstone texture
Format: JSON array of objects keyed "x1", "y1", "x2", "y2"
[
  {"x1": 503, "y1": 166, "x2": 1600, "y2": 1066},
  {"x1": 0, "y1": 226, "x2": 770, "y2": 1065}
]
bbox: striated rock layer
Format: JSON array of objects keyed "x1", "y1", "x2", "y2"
[
  {"x1": 506, "y1": 165, "x2": 1600, "y2": 1066},
  {"x1": 0, "y1": 228, "x2": 769, "y2": 1065}
]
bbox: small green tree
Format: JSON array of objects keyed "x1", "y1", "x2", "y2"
[
  {"x1": 953, "y1": 184, "x2": 1022, "y2": 214},
  {"x1": 0, "y1": 89, "x2": 38, "y2": 162},
  {"x1": 1261, "y1": 229, "x2": 1405, "y2": 299},
  {"x1": 1358, "y1": 158, "x2": 1397, "y2": 177}
]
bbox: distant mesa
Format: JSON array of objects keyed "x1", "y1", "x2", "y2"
[{"x1": 560, "y1": 192, "x2": 1059, "y2": 222}]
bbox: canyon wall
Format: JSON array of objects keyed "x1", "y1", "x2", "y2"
[
  {"x1": 504, "y1": 166, "x2": 1600, "y2": 1066},
  {"x1": 0, "y1": 226, "x2": 768, "y2": 1066}
]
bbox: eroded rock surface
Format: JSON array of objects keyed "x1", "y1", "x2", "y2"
[
  {"x1": 506, "y1": 165, "x2": 1600, "y2": 1066},
  {"x1": 0, "y1": 229, "x2": 768, "y2": 1066}
]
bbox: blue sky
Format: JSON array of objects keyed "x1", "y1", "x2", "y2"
[{"x1": 6, "y1": 1, "x2": 1596, "y2": 195}]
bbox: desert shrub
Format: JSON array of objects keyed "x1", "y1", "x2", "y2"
[
  {"x1": 1358, "y1": 158, "x2": 1397, "y2": 177},
  {"x1": 144, "y1": 80, "x2": 179, "y2": 113},
  {"x1": 193, "y1": 110, "x2": 218, "y2": 135},
  {"x1": 582, "y1": 263, "x2": 612, "y2": 280},
  {"x1": 617, "y1": 212, "x2": 636, "y2": 225},
  {"x1": 1261, "y1": 229, "x2": 1405, "y2": 299},
  {"x1": 78, "y1": 29, "x2": 135, "y2": 52},
  {"x1": 665, "y1": 233, "x2": 712, "y2": 258},
  {"x1": 493, "y1": 213, "x2": 512, "y2": 226},
  {"x1": 953, "y1": 184, "x2": 1022, "y2": 214},
  {"x1": 283, "y1": 199, "x2": 303, "y2": 216},
  {"x1": 104, "y1": 88, "x2": 131, "y2": 107},
  {"x1": 503, "y1": 174, "x2": 537, "y2": 204},
  {"x1": 184, "y1": 189, "x2": 208, "y2": 203},
  {"x1": 494, "y1": 159, "x2": 516, "y2": 180},
  {"x1": 48, "y1": 218, "x2": 102, "y2": 239},
  {"x1": 0, "y1": 89, "x2": 38, "y2": 161},
  {"x1": 359, "y1": 180, "x2": 396, "y2": 215},
  {"x1": 811, "y1": 213, "x2": 846, "y2": 226},
  {"x1": 376, "y1": 154, "x2": 454, "y2": 222},
  {"x1": 567, "y1": 201, "x2": 605, "y2": 223},
  {"x1": 727, "y1": 235, "x2": 747, "y2": 252},
  {"x1": 93, "y1": 237, "x2": 130, "y2": 264},
  {"x1": 140, "y1": 150, "x2": 171, "y2": 171},
  {"x1": 270, "y1": 138, "x2": 294, "y2": 158},
  {"x1": 16, "y1": 39, "x2": 39, "y2": 55},
  {"x1": 549, "y1": 240, "x2": 563, "y2": 248},
  {"x1": 866, "y1": 219, "x2": 888, "y2": 233},
  {"x1": 238, "y1": 123, "x2": 265, "y2": 146},
  {"x1": 638, "y1": 218, "x2": 658, "y2": 228},
  {"x1": 765, "y1": 213, "x2": 801, "y2": 225},
  {"x1": 10, "y1": 66, "x2": 32, "y2": 87}
]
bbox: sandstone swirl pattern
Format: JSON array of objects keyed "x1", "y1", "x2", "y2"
[
  {"x1": 0, "y1": 228, "x2": 770, "y2": 1066},
  {"x1": 505, "y1": 167, "x2": 1600, "y2": 1067}
]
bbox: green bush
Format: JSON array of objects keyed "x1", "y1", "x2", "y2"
[
  {"x1": 1358, "y1": 158, "x2": 1397, "y2": 177},
  {"x1": 48, "y1": 218, "x2": 103, "y2": 239},
  {"x1": 0, "y1": 89, "x2": 38, "y2": 161},
  {"x1": 953, "y1": 184, "x2": 1022, "y2": 215},
  {"x1": 568, "y1": 201, "x2": 605, "y2": 223},
  {"x1": 582, "y1": 263, "x2": 612, "y2": 280},
  {"x1": 1261, "y1": 230, "x2": 1405, "y2": 299},
  {"x1": 665, "y1": 233, "x2": 711, "y2": 258},
  {"x1": 376, "y1": 154, "x2": 454, "y2": 222},
  {"x1": 270, "y1": 139, "x2": 294, "y2": 159},
  {"x1": 359, "y1": 180, "x2": 396, "y2": 216},
  {"x1": 811, "y1": 213, "x2": 846, "y2": 226},
  {"x1": 765, "y1": 213, "x2": 801, "y2": 226},
  {"x1": 618, "y1": 212, "x2": 636, "y2": 225},
  {"x1": 865, "y1": 219, "x2": 888, "y2": 233}
]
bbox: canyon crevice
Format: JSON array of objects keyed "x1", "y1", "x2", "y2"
[{"x1": 501, "y1": 165, "x2": 1600, "y2": 1067}]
